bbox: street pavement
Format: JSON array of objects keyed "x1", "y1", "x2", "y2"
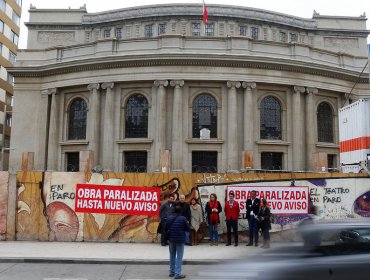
[{"x1": 0, "y1": 241, "x2": 261, "y2": 264}]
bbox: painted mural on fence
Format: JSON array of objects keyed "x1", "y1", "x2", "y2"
[{"x1": 15, "y1": 171, "x2": 370, "y2": 242}]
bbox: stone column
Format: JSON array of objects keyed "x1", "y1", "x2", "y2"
[
  {"x1": 292, "y1": 86, "x2": 305, "y2": 171},
  {"x1": 153, "y1": 80, "x2": 168, "y2": 171},
  {"x1": 305, "y1": 87, "x2": 318, "y2": 171},
  {"x1": 242, "y1": 82, "x2": 256, "y2": 168},
  {"x1": 226, "y1": 81, "x2": 241, "y2": 171},
  {"x1": 87, "y1": 83, "x2": 100, "y2": 166},
  {"x1": 101, "y1": 82, "x2": 114, "y2": 171},
  {"x1": 170, "y1": 80, "x2": 184, "y2": 172},
  {"x1": 47, "y1": 88, "x2": 59, "y2": 170}
]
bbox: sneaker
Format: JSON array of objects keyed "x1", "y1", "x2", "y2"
[
  {"x1": 174, "y1": 275, "x2": 186, "y2": 279},
  {"x1": 169, "y1": 273, "x2": 175, "y2": 277},
  {"x1": 225, "y1": 243, "x2": 231, "y2": 246}
]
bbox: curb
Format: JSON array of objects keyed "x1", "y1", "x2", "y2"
[{"x1": 0, "y1": 258, "x2": 220, "y2": 265}]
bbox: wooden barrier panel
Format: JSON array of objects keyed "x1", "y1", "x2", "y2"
[{"x1": 14, "y1": 171, "x2": 369, "y2": 242}]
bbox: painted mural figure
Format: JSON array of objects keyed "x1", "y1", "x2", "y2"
[
  {"x1": 246, "y1": 190, "x2": 261, "y2": 246},
  {"x1": 205, "y1": 193, "x2": 223, "y2": 246},
  {"x1": 159, "y1": 193, "x2": 176, "y2": 246},
  {"x1": 258, "y1": 198, "x2": 272, "y2": 248},
  {"x1": 224, "y1": 191, "x2": 240, "y2": 246},
  {"x1": 166, "y1": 205, "x2": 190, "y2": 279},
  {"x1": 190, "y1": 198, "x2": 202, "y2": 245}
]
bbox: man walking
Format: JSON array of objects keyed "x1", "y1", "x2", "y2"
[
  {"x1": 246, "y1": 190, "x2": 260, "y2": 246},
  {"x1": 166, "y1": 204, "x2": 190, "y2": 279},
  {"x1": 159, "y1": 193, "x2": 176, "y2": 246},
  {"x1": 224, "y1": 191, "x2": 240, "y2": 246}
]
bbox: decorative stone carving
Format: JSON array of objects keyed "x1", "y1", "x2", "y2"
[
  {"x1": 200, "y1": 128, "x2": 211, "y2": 140},
  {"x1": 47, "y1": 88, "x2": 57, "y2": 95},
  {"x1": 242, "y1": 82, "x2": 256, "y2": 89},
  {"x1": 87, "y1": 83, "x2": 100, "y2": 91},
  {"x1": 293, "y1": 86, "x2": 305, "y2": 94},
  {"x1": 154, "y1": 80, "x2": 169, "y2": 87},
  {"x1": 226, "y1": 81, "x2": 241, "y2": 88},
  {"x1": 101, "y1": 82, "x2": 114, "y2": 90},
  {"x1": 170, "y1": 80, "x2": 184, "y2": 88},
  {"x1": 306, "y1": 87, "x2": 318, "y2": 94},
  {"x1": 37, "y1": 32, "x2": 75, "y2": 44}
]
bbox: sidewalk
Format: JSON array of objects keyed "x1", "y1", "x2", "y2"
[{"x1": 0, "y1": 241, "x2": 260, "y2": 264}]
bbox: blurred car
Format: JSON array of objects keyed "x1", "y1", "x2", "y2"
[
  {"x1": 193, "y1": 219, "x2": 370, "y2": 280},
  {"x1": 337, "y1": 228, "x2": 370, "y2": 244}
]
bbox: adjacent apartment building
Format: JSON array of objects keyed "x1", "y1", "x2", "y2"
[{"x1": 0, "y1": 0, "x2": 21, "y2": 170}]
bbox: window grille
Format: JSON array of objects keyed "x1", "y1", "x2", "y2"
[
  {"x1": 125, "y1": 94, "x2": 148, "y2": 138},
  {"x1": 239, "y1": 25, "x2": 247, "y2": 36},
  {"x1": 192, "y1": 151, "x2": 218, "y2": 173},
  {"x1": 68, "y1": 98, "x2": 87, "y2": 140},
  {"x1": 260, "y1": 96, "x2": 282, "y2": 140},
  {"x1": 261, "y1": 152, "x2": 283, "y2": 170},
  {"x1": 192, "y1": 94, "x2": 217, "y2": 138},
  {"x1": 205, "y1": 23, "x2": 214, "y2": 36},
  {"x1": 317, "y1": 102, "x2": 334, "y2": 143},
  {"x1": 145, "y1": 24, "x2": 153, "y2": 37},
  {"x1": 66, "y1": 152, "x2": 79, "y2": 172},
  {"x1": 158, "y1": 24, "x2": 166, "y2": 35},
  {"x1": 192, "y1": 23, "x2": 200, "y2": 36},
  {"x1": 124, "y1": 151, "x2": 147, "y2": 173},
  {"x1": 250, "y1": 27, "x2": 259, "y2": 39}
]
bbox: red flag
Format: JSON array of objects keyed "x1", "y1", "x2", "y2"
[{"x1": 203, "y1": 0, "x2": 208, "y2": 24}]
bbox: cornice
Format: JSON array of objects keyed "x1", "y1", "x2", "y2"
[
  {"x1": 82, "y1": 4, "x2": 318, "y2": 29},
  {"x1": 8, "y1": 54, "x2": 369, "y2": 83}
]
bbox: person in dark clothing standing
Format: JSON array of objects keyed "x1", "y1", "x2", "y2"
[
  {"x1": 246, "y1": 190, "x2": 261, "y2": 246},
  {"x1": 159, "y1": 193, "x2": 176, "y2": 246},
  {"x1": 166, "y1": 205, "x2": 190, "y2": 279},
  {"x1": 258, "y1": 198, "x2": 271, "y2": 248},
  {"x1": 178, "y1": 194, "x2": 191, "y2": 245},
  {"x1": 224, "y1": 191, "x2": 240, "y2": 246}
]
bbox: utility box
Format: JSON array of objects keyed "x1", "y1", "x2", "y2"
[{"x1": 339, "y1": 99, "x2": 370, "y2": 173}]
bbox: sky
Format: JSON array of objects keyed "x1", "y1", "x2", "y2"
[{"x1": 19, "y1": 0, "x2": 370, "y2": 48}]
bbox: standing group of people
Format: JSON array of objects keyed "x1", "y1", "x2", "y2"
[
  {"x1": 159, "y1": 190, "x2": 272, "y2": 279},
  {"x1": 205, "y1": 190, "x2": 272, "y2": 248}
]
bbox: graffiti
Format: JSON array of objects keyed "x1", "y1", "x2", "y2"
[
  {"x1": 354, "y1": 191, "x2": 370, "y2": 217},
  {"x1": 198, "y1": 174, "x2": 226, "y2": 184},
  {"x1": 50, "y1": 184, "x2": 75, "y2": 200}
]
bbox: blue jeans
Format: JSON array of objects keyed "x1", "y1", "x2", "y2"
[
  {"x1": 209, "y1": 224, "x2": 218, "y2": 241},
  {"x1": 169, "y1": 242, "x2": 185, "y2": 277}
]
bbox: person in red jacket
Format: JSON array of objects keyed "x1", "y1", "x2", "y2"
[{"x1": 224, "y1": 191, "x2": 240, "y2": 246}]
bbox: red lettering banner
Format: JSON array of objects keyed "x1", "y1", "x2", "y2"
[
  {"x1": 227, "y1": 186, "x2": 309, "y2": 214},
  {"x1": 75, "y1": 184, "x2": 160, "y2": 216}
]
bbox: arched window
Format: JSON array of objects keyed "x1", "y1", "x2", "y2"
[
  {"x1": 317, "y1": 102, "x2": 333, "y2": 143},
  {"x1": 68, "y1": 98, "x2": 87, "y2": 140},
  {"x1": 260, "y1": 96, "x2": 281, "y2": 140},
  {"x1": 192, "y1": 94, "x2": 217, "y2": 138},
  {"x1": 125, "y1": 94, "x2": 148, "y2": 138}
]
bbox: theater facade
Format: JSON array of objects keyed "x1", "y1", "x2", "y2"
[{"x1": 8, "y1": 3, "x2": 370, "y2": 173}]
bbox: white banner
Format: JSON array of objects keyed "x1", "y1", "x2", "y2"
[{"x1": 227, "y1": 186, "x2": 309, "y2": 214}]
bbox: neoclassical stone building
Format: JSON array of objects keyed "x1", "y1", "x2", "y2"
[{"x1": 8, "y1": 4, "x2": 370, "y2": 173}]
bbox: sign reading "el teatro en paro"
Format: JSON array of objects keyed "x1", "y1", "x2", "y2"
[{"x1": 75, "y1": 184, "x2": 160, "y2": 216}]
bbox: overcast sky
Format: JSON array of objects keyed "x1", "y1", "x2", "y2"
[{"x1": 20, "y1": 0, "x2": 370, "y2": 48}]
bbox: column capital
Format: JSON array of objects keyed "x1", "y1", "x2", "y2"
[
  {"x1": 101, "y1": 82, "x2": 114, "y2": 90},
  {"x1": 170, "y1": 80, "x2": 184, "y2": 88},
  {"x1": 47, "y1": 88, "x2": 57, "y2": 95},
  {"x1": 87, "y1": 83, "x2": 100, "y2": 91},
  {"x1": 242, "y1": 82, "x2": 256, "y2": 89},
  {"x1": 293, "y1": 86, "x2": 305, "y2": 94},
  {"x1": 154, "y1": 80, "x2": 169, "y2": 87},
  {"x1": 226, "y1": 81, "x2": 241, "y2": 88},
  {"x1": 306, "y1": 87, "x2": 318, "y2": 94}
]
